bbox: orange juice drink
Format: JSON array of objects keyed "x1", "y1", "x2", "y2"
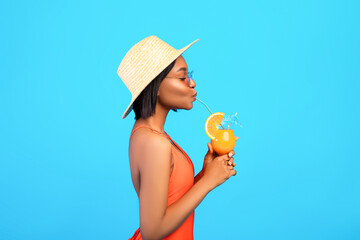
[
  {"x1": 211, "y1": 129, "x2": 236, "y2": 156},
  {"x1": 205, "y1": 112, "x2": 237, "y2": 156},
  {"x1": 197, "y1": 97, "x2": 242, "y2": 156}
]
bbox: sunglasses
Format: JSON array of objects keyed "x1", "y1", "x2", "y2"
[{"x1": 165, "y1": 70, "x2": 194, "y2": 87}]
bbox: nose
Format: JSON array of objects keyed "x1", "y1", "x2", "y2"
[{"x1": 189, "y1": 78, "x2": 196, "y2": 88}]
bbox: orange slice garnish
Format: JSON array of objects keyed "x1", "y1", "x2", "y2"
[{"x1": 205, "y1": 112, "x2": 225, "y2": 140}]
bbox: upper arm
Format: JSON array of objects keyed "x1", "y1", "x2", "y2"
[{"x1": 135, "y1": 132, "x2": 172, "y2": 239}]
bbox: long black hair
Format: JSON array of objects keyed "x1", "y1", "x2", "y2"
[{"x1": 133, "y1": 59, "x2": 177, "y2": 120}]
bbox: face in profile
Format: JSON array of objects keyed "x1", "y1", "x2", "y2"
[{"x1": 157, "y1": 55, "x2": 197, "y2": 111}]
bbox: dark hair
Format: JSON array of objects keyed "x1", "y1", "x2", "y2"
[{"x1": 133, "y1": 59, "x2": 177, "y2": 120}]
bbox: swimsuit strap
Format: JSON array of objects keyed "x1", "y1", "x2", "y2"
[{"x1": 163, "y1": 132, "x2": 192, "y2": 164}]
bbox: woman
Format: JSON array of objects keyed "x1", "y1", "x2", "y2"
[{"x1": 118, "y1": 36, "x2": 237, "y2": 240}]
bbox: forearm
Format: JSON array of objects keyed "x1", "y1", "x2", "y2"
[{"x1": 155, "y1": 178, "x2": 211, "y2": 239}]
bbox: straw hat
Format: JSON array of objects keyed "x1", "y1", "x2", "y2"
[{"x1": 117, "y1": 35, "x2": 199, "y2": 119}]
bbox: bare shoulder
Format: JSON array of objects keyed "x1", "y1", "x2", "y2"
[
  {"x1": 129, "y1": 128, "x2": 172, "y2": 171},
  {"x1": 130, "y1": 128, "x2": 171, "y2": 152}
]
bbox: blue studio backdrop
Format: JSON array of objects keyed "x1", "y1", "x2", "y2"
[{"x1": 1, "y1": 0, "x2": 359, "y2": 239}]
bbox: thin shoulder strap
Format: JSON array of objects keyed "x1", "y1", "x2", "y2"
[
  {"x1": 129, "y1": 125, "x2": 167, "y2": 142},
  {"x1": 164, "y1": 132, "x2": 192, "y2": 164}
]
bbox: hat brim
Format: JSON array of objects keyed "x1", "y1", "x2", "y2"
[{"x1": 121, "y1": 38, "x2": 199, "y2": 119}]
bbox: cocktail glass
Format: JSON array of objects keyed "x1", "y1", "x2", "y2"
[
  {"x1": 211, "y1": 129, "x2": 236, "y2": 155},
  {"x1": 196, "y1": 97, "x2": 242, "y2": 156}
]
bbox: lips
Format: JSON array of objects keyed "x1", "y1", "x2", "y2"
[{"x1": 192, "y1": 93, "x2": 197, "y2": 98}]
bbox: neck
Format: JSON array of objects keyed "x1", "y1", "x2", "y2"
[{"x1": 135, "y1": 102, "x2": 171, "y2": 133}]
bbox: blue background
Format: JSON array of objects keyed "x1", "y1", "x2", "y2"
[{"x1": 1, "y1": 0, "x2": 359, "y2": 239}]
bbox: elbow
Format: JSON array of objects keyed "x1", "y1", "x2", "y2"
[
  {"x1": 140, "y1": 227, "x2": 162, "y2": 240},
  {"x1": 141, "y1": 233, "x2": 161, "y2": 240},
  {"x1": 140, "y1": 211, "x2": 166, "y2": 239}
]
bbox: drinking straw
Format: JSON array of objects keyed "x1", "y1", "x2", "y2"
[
  {"x1": 195, "y1": 97, "x2": 213, "y2": 114},
  {"x1": 196, "y1": 97, "x2": 225, "y2": 130},
  {"x1": 234, "y1": 112, "x2": 243, "y2": 128},
  {"x1": 228, "y1": 112, "x2": 243, "y2": 129},
  {"x1": 226, "y1": 114, "x2": 232, "y2": 129}
]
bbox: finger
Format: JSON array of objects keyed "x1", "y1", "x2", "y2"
[
  {"x1": 227, "y1": 158, "x2": 233, "y2": 166},
  {"x1": 227, "y1": 150, "x2": 235, "y2": 158},
  {"x1": 219, "y1": 155, "x2": 230, "y2": 161},
  {"x1": 235, "y1": 136, "x2": 239, "y2": 141},
  {"x1": 207, "y1": 142, "x2": 214, "y2": 154},
  {"x1": 206, "y1": 143, "x2": 212, "y2": 155},
  {"x1": 219, "y1": 153, "x2": 233, "y2": 161}
]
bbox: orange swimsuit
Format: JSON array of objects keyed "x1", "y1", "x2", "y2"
[{"x1": 128, "y1": 125, "x2": 195, "y2": 240}]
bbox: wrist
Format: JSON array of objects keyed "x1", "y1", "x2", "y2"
[{"x1": 197, "y1": 175, "x2": 214, "y2": 192}]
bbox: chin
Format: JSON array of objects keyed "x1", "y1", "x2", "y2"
[
  {"x1": 184, "y1": 102, "x2": 193, "y2": 110},
  {"x1": 172, "y1": 101, "x2": 193, "y2": 111}
]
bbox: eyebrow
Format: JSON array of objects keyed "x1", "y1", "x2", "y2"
[{"x1": 176, "y1": 67, "x2": 187, "y2": 72}]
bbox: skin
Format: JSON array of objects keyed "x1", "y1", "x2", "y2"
[
  {"x1": 129, "y1": 55, "x2": 238, "y2": 239},
  {"x1": 132, "y1": 55, "x2": 196, "y2": 134}
]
